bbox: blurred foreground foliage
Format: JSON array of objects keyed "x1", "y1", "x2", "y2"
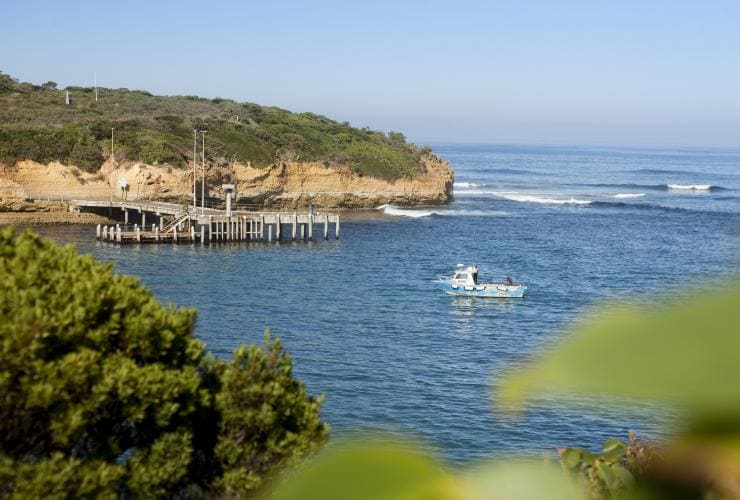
[
  {"x1": 265, "y1": 281, "x2": 740, "y2": 499},
  {"x1": 0, "y1": 228, "x2": 327, "y2": 498}
]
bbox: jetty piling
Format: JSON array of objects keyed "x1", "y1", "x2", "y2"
[{"x1": 88, "y1": 200, "x2": 340, "y2": 245}]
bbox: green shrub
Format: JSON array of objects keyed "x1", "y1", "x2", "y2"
[
  {"x1": 0, "y1": 228, "x2": 327, "y2": 497},
  {"x1": 0, "y1": 73, "x2": 429, "y2": 179}
]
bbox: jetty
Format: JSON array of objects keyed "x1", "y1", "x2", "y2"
[{"x1": 64, "y1": 199, "x2": 340, "y2": 244}]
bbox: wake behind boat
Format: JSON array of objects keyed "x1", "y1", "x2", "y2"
[{"x1": 436, "y1": 264, "x2": 527, "y2": 298}]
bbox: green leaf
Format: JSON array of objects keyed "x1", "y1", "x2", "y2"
[{"x1": 498, "y1": 281, "x2": 740, "y2": 419}]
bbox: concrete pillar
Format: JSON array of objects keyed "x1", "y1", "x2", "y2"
[
  {"x1": 101, "y1": 225, "x2": 107, "y2": 240},
  {"x1": 276, "y1": 216, "x2": 281, "y2": 241},
  {"x1": 260, "y1": 216, "x2": 265, "y2": 240},
  {"x1": 324, "y1": 215, "x2": 329, "y2": 239},
  {"x1": 159, "y1": 215, "x2": 164, "y2": 230},
  {"x1": 308, "y1": 215, "x2": 313, "y2": 240},
  {"x1": 190, "y1": 226, "x2": 195, "y2": 241},
  {"x1": 141, "y1": 212, "x2": 146, "y2": 229},
  {"x1": 292, "y1": 214, "x2": 297, "y2": 240},
  {"x1": 155, "y1": 227, "x2": 159, "y2": 241},
  {"x1": 109, "y1": 226, "x2": 114, "y2": 241},
  {"x1": 123, "y1": 208, "x2": 128, "y2": 225},
  {"x1": 268, "y1": 224, "x2": 273, "y2": 242},
  {"x1": 336, "y1": 215, "x2": 340, "y2": 240},
  {"x1": 300, "y1": 224, "x2": 305, "y2": 240},
  {"x1": 173, "y1": 227, "x2": 177, "y2": 242},
  {"x1": 200, "y1": 225, "x2": 205, "y2": 244},
  {"x1": 116, "y1": 225, "x2": 121, "y2": 242},
  {"x1": 151, "y1": 224, "x2": 156, "y2": 232},
  {"x1": 208, "y1": 216, "x2": 213, "y2": 242},
  {"x1": 136, "y1": 226, "x2": 141, "y2": 242},
  {"x1": 96, "y1": 224, "x2": 101, "y2": 239}
]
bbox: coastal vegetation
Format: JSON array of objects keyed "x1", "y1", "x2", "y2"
[
  {"x1": 0, "y1": 72, "x2": 431, "y2": 179},
  {"x1": 0, "y1": 228, "x2": 327, "y2": 498}
]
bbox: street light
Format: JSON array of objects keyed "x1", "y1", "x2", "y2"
[
  {"x1": 199, "y1": 130, "x2": 207, "y2": 215},
  {"x1": 193, "y1": 129, "x2": 197, "y2": 208}
]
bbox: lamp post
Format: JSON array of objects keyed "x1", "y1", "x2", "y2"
[
  {"x1": 109, "y1": 127, "x2": 114, "y2": 209},
  {"x1": 199, "y1": 130, "x2": 207, "y2": 215},
  {"x1": 193, "y1": 129, "x2": 197, "y2": 208}
]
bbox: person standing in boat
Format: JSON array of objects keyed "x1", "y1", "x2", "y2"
[{"x1": 506, "y1": 276, "x2": 514, "y2": 286}]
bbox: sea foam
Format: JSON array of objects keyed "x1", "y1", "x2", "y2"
[
  {"x1": 454, "y1": 182, "x2": 481, "y2": 188},
  {"x1": 495, "y1": 193, "x2": 592, "y2": 205},
  {"x1": 611, "y1": 193, "x2": 646, "y2": 199},
  {"x1": 667, "y1": 184, "x2": 712, "y2": 191},
  {"x1": 377, "y1": 204, "x2": 508, "y2": 218}
]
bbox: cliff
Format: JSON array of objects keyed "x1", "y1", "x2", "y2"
[{"x1": 0, "y1": 155, "x2": 453, "y2": 209}]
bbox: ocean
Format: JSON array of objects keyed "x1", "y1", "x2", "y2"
[{"x1": 35, "y1": 143, "x2": 740, "y2": 465}]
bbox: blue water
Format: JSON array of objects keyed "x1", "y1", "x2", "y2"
[{"x1": 36, "y1": 144, "x2": 740, "y2": 465}]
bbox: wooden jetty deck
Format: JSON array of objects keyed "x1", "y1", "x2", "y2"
[{"x1": 68, "y1": 200, "x2": 340, "y2": 244}]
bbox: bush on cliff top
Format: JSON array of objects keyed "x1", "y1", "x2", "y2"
[
  {"x1": 0, "y1": 228, "x2": 328, "y2": 498},
  {"x1": 0, "y1": 71, "x2": 429, "y2": 178}
]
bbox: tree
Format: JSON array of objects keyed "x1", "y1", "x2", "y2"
[
  {"x1": 41, "y1": 81, "x2": 57, "y2": 90},
  {"x1": 0, "y1": 228, "x2": 328, "y2": 497}
]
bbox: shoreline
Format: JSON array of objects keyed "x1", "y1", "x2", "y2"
[{"x1": 0, "y1": 211, "x2": 114, "y2": 226}]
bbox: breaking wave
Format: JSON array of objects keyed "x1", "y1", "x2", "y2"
[
  {"x1": 495, "y1": 193, "x2": 593, "y2": 205},
  {"x1": 377, "y1": 204, "x2": 508, "y2": 218},
  {"x1": 667, "y1": 184, "x2": 712, "y2": 191},
  {"x1": 454, "y1": 182, "x2": 482, "y2": 188},
  {"x1": 581, "y1": 183, "x2": 724, "y2": 192},
  {"x1": 611, "y1": 193, "x2": 646, "y2": 199}
]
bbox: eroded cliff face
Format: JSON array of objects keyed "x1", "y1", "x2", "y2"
[{"x1": 0, "y1": 156, "x2": 453, "y2": 208}]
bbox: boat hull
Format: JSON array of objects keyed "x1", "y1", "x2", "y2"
[{"x1": 436, "y1": 281, "x2": 526, "y2": 298}]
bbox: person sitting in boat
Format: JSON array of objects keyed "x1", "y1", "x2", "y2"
[{"x1": 505, "y1": 276, "x2": 514, "y2": 286}]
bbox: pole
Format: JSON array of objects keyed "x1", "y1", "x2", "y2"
[
  {"x1": 200, "y1": 131, "x2": 206, "y2": 215},
  {"x1": 109, "y1": 128, "x2": 114, "y2": 207},
  {"x1": 193, "y1": 129, "x2": 197, "y2": 208}
]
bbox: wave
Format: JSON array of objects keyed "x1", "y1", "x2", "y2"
[
  {"x1": 454, "y1": 182, "x2": 482, "y2": 188},
  {"x1": 589, "y1": 201, "x2": 725, "y2": 215},
  {"x1": 611, "y1": 193, "x2": 646, "y2": 199},
  {"x1": 377, "y1": 204, "x2": 435, "y2": 218},
  {"x1": 581, "y1": 183, "x2": 725, "y2": 192},
  {"x1": 377, "y1": 204, "x2": 508, "y2": 218},
  {"x1": 489, "y1": 168, "x2": 545, "y2": 176},
  {"x1": 667, "y1": 184, "x2": 712, "y2": 191},
  {"x1": 495, "y1": 193, "x2": 592, "y2": 205},
  {"x1": 631, "y1": 168, "x2": 706, "y2": 176}
]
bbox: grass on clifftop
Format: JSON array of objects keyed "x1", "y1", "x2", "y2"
[{"x1": 0, "y1": 72, "x2": 433, "y2": 179}]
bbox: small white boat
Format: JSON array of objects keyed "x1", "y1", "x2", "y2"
[{"x1": 436, "y1": 264, "x2": 526, "y2": 298}]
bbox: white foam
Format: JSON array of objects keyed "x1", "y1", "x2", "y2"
[
  {"x1": 611, "y1": 193, "x2": 646, "y2": 199},
  {"x1": 437, "y1": 209, "x2": 509, "y2": 217},
  {"x1": 668, "y1": 184, "x2": 712, "y2": 191},
  {"x1": 377, "y1": 204, "x2": 509, "y2": 218},
  {"x1": 454, "y1": 182, "x2": 481, "y2": 188},
  {"x1": 453, "y1": 189, "x2": 499, "y2": 196},
  {"x1": 377, "y1": 204, "x2": 433, "y2": 217},
  {"x1": 495, "y1": 193, "x2": 592, "y2": 205}
]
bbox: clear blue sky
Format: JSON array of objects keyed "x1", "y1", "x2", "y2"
[{"x1": 3, "y1": 0, "x2": 739, "y2": 146}]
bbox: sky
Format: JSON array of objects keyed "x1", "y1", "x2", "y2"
[{"x1": 2, "y1": 0, "x2": 740, "y2": 147}]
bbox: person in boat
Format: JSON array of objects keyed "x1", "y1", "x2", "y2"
[{"x1": 505, "y1": 276, "x2": 514, "y2": 286}]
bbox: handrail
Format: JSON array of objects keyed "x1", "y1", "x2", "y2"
[{"x1": 161, "y1": 214, "x2": 190, "y2": 233}]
